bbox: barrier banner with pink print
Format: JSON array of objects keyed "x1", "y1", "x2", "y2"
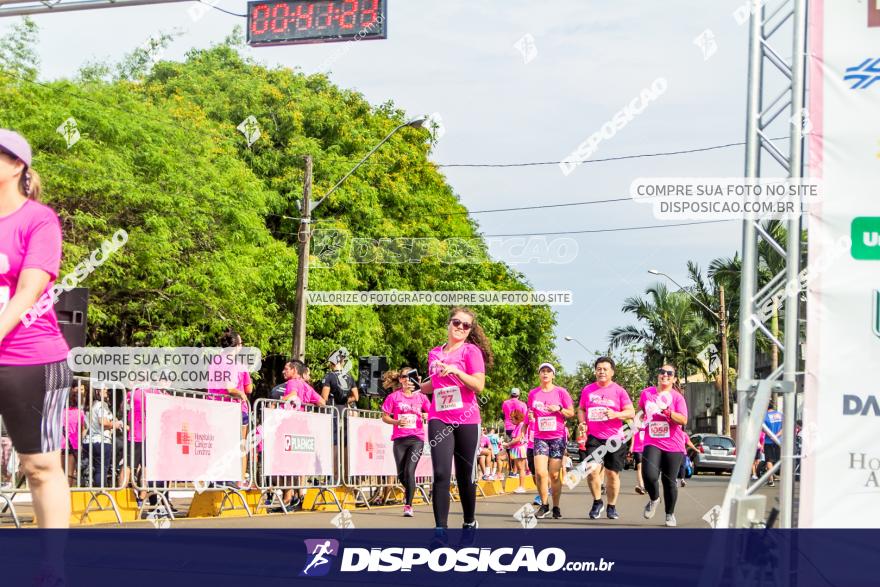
[
  {"x1": 144, "y1": 394, "x2": 242, "y2": 482},
  {"x1": 262, "y1": 408, "x2": 334, "y2": 477}
]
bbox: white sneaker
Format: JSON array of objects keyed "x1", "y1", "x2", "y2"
[
  {"x1": 665, "y1": 514, "x2": 677, "y2": 527},
  {"x1": 513, "y1": 487, "x2": 526, "y2": 494},
  {"x1": 751, "y1": 475, "x2": 758, "y2": 481},
  {"x1": 643, "y1": 498, "x2": 660, "y2": 519}
]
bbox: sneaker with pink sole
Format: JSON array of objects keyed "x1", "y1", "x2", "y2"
[{"x1": 403, "y1": 505, "x2": 414, "y2": 517}]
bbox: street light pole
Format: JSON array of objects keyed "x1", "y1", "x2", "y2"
[
  {"x1": 291, "y1": 117, "x2": 429, "y2": 360},
  {"x1": 648, "y1": 269, "x2": 731, "y2": 436}
]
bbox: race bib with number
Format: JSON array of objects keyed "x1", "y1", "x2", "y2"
[
  {"x1": 434, "y1": 386, "x2": 463, "y2": 411},
  {"x1": 649, "y1": 421, "x2": 671, "y2": 439},
  {"x1": 587, "y1": 407, "x2": 608, "y2": 422},
  {"x1": 398, "y1": 414, "x2": 418, "y2": 429},
  {"x1": 538, "y1": 416, "x2": 556, "y2": 432}
]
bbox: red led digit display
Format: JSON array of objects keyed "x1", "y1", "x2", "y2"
[{"x1": 247, "y1": 0, "x2": 386, "y2": 47}]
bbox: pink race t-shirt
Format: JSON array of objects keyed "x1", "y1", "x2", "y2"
[
  {"x1": 579, "y1": 382, "x2": 633, "y2": 441},
  {"x1": 502, "y1": 398, "x2": 528, "y2": 431},
  {"x1": 480, "y1": 434, "x2": 490, "y2": 449},
  {"x1": 283, "y1": 378, "x2": 322, "y2": 411},
  {"x1": 207, "y1": 364, "x2": 252, "y2": 414},
  {"x1": 638, "y1": 386, "x2": 689, "y2": 454},
  {"x1": 63, "y1": 407, "x2": 85, "y2": 450},
  {"x1": 527, "y1": 386, "x2": 573, "y2": 440},
  {"x1": 632, "y1": 428, "x2": 645, "y2": 453},
  {"x1": 382, "y1": 390, "x2": 430, "y2": 441},
  {"x1": 126, "y1": 387, "x2": 166, "y2": 442},
  {"x1": 0, "y1": 200, "x2": 69, "y2": 366},
  {"x1": 509, "y1": 421, "x2": 525, "y2": 448},
  {"x1": 427, "y1": 342, "x2": 485, "y2": 425}
]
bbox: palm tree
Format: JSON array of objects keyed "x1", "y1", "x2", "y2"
[{"x1": 609, "y1": 284, "x2": 716, "y2": 383}]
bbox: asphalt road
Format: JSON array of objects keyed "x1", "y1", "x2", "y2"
[{"x1": 113, "y1": 470, "x2": 780, "y2": 530}]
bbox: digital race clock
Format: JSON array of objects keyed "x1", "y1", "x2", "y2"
[{"x1": 247, "y1": 0, "x2": 387, "y2": 47}]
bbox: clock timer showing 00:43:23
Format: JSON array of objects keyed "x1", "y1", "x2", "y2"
[{"x1": 247, "y1": 0, "x2": 386, "y2": 46}]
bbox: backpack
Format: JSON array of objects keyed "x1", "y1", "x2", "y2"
[{"x1": 325, "y1": 371, "x2": 352, "y2": 405}]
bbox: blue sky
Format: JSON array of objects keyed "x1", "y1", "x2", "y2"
[{"x1": 6, "y1": 0, "x2": 754, "y2": 371}]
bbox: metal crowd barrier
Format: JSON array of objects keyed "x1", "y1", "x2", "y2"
[
  {"x1": 252, "y1": 398, "x2": 341, "y2": 514},
  {"x1": 130, "y1": 387, "x2": 253, "y2": 521},
  {"x1": 342, "y1": 408, "x2": 430, "y2": 509},
  {"x1": 0, "y1": 376, "x2": 128, "y2": 527},
  {"x1": 0, "y1": 413, "x2": 21, "y2": 527}
]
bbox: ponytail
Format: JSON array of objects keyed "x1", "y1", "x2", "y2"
[
  {"x1": 19, "y1": 167, "x2": 41, "y2": 200},
  {"x1": 382, "y1": 366, "x2": 411, "y2": 391}
]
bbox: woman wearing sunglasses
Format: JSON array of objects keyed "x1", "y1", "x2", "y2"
[
  {"x1": 638, "y1": 364, "x2": 689, "y2": 527},
  {"x1": 421, "y1": 307, "x2": 493, "y2": 540}
]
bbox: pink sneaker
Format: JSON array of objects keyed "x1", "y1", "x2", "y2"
[{"x1": 403, "y1": 505, "x2": 414, "y2": 517}]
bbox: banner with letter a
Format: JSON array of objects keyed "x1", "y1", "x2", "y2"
[{"x1": 802, "y1": 0, "x2": 880, "y2": 527}]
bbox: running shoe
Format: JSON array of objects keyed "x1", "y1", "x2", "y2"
[
  {"x1": 665, "y1": 514, "x2": 677, "y2": 527},
  {"x1": 751, "y1": 475, "x2": 758, "y2": 481},
  {"x1": 643, "y1": 498, "x2": 660, "y2": 519},
  {"x1": 509, "y1": 473, "x2": 519, "y2": 478},
  {"x1": 635, "y1": 486, "x2": 646, "y2": 495},
  {"x1": 430, "y1": 527, "x2": 449, "y2": 550},
  {"x1": 607, "y1": 505, "x2": 620, "y2": 520},
  {"x1": 681, "y1": 479, "x2": 687, "y2": 487},
  {"x1": 768, "y1": 480, "x2": 776, "y2": 487},
  {"x1": 552, "y1": 506, "x2": 562, "y2": 519},
  {"x1": 533, "y1": 495, "x2": 542, "y2": 506},
  {"x1": 588, "y1": 499, "x2": 605, "y2": 519},
  {"x1": 513, "y1": 487, "x2": 526, "y2": 494},
  {"x1": 459, "y1": 520, "x2": 479, "y2": 547},
  {"x1": 535, "y1": 504, "x2": 551, "y2": 518},
  {"x1": 403, "y1": 505, "x2": 414, "y2": 517},
  {"x1": 481, "y1": 475, "x2": 490, "y2": 481}
]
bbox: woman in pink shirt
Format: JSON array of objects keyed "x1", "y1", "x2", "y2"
[
  {"x1": 420, "y1": 307, "x2": 493, "y2": 536},
  {"x1": 503, "y1": 410, "x2": 527, "y2": 493},
  {"x1": 527, "y1": 363, "x2": 574, "y2": 519},
  {"x1": 381, "y1": 366, "x2": 430, "y2": 517},
  {"x1": 637, "y1": 364, "x2": 689, "y2": 527},
  {"x1": 62, "y1": 382, "x2": 86, "y2": 487},
  {"x1": 208, "y1": 329, "x2": 254, "y2": 489},
  {"x1": 0, "y1": 130, "x2": 72, "y2": 528}
]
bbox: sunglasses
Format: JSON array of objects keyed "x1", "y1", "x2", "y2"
[
  {"x1": 658, "y1": 369, "x2": 676, "y2": 377},
  {"x1": 449, "y1": 318, "x2": 473, "y2": 331}
]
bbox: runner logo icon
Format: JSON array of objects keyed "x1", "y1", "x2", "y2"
[{"x1": 301, "y1": 539, "x2": 340, "y2": 577}]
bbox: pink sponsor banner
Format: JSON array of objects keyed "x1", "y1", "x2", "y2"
[
  {"x1": 346, "y1": 413, "x2": 434, "y2": 478},
  {"x1": 346, "y1": 415, "x2": 397, "y2": 477},
  {"x1": 145, "y1": 394, "x2": 243, "y2": 482},
  {"x1": 262, "y1": 408, "x2": 333, "y2": 477}
]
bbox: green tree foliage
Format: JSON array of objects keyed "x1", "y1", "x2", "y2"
[
  {"x1": 0, "y1": 30, "x2": 556, "y2": 406},
  {"x1": 0, "y1": 17, "x2": 39, "y2": 80},
  {"x1": 609, "y1": 284, "x2": 715, "y2": 381}
]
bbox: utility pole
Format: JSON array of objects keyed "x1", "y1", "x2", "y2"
[
  {"x1": 292, "y1": 155, "x2": 312, "y2": 361},
  {"x1": 719, "y1": 286, "x2": 730, "y2": 437}
]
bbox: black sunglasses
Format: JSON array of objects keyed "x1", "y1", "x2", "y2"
[
  {"x1": 658, "y1": 369, "x2": 676, "y2": 377},
  {"x1": 449, "y1": 318, "x2": 473, "y2": 331}
]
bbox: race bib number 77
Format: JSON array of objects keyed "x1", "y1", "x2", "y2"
[{"x1": 435, "y1": 386, "x2": 463, "y2": 411}]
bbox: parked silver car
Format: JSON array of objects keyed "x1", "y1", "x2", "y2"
[{"x1": 688, "y1": 434, "x2": 736, "y2": 474}]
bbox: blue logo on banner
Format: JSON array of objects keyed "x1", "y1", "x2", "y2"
[
  {"x1": 845, "y1": 58, "x2": 880, "y2": 89},
  {"x1": 300, "y1": 538, "x2": 339, "y2": 577}
]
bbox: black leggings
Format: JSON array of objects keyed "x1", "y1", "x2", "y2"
[
  {"x1": 428, "y1": 420, "x2": 479, "y2": 528},
  {"x1": 642, "y1": 445, "x2": 684, "y2": 515},
  {"x1": 393, "y1": 436, "x2": 424, "y2": 506},
  {"x1": 527, "y1": 448, "x2": 535, "y2": 479}
]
